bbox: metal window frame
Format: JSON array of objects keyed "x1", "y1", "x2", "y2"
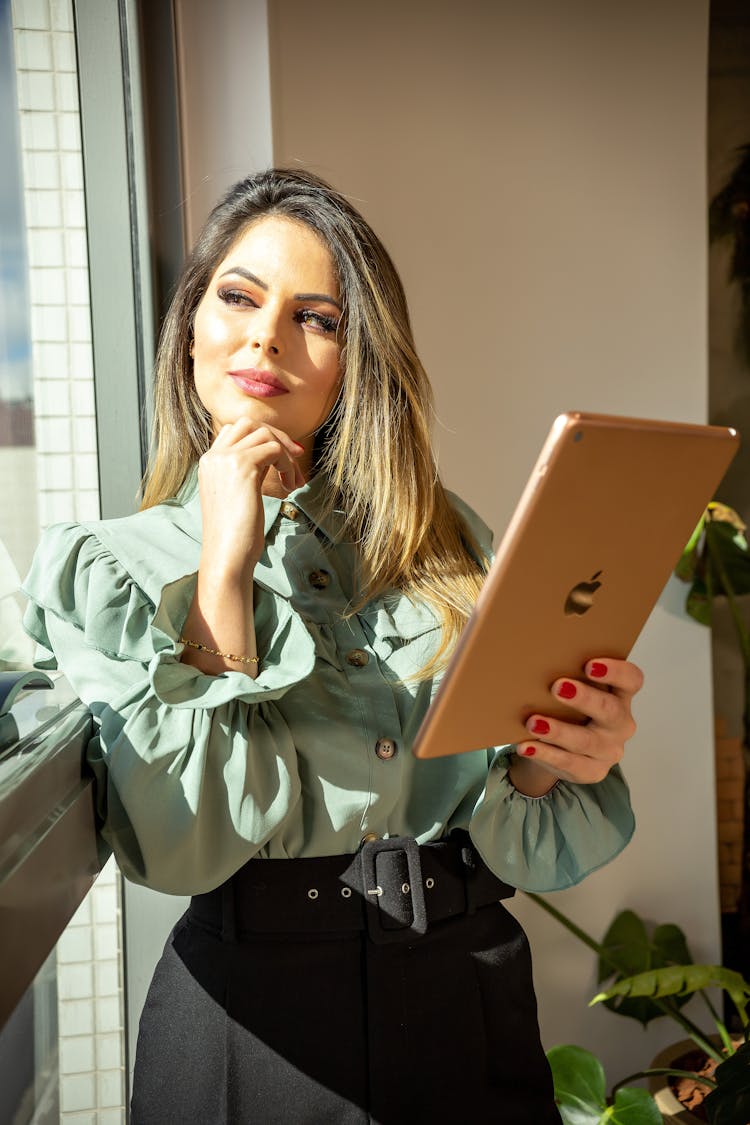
[{"x1": 75, "y1": 0, "x2": 155, "y2": 515}]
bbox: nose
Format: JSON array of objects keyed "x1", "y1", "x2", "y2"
[{"x1": 250, "y1": 305, "x2": 282, "y2": 357}]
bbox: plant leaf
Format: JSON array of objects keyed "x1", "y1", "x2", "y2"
[
  {"x1": 686, "y1": 578, "x2": 713, "y2": 626},
  {"x1": 591, "y1": 965, "x2": 750, "y2": 1027},
  {"x1": 598, "y1": 911, "x2": 651, "y2": 981},
  {"x1": 705, "y1": 1040, "x2": 750, "y2": 1125},
  {"x1": 652, "y1": 923, "x2": 693, "y2": 967},
  {"x1": 546, "y1": 1045, "x2": 606, "y2": 1125},
  {"x1": 596, "y1": 912, "x2": 692, "y2": 1025},
  {"x1": 707, "y1": 502, "x2": 747, "y2": 536},
  {"x1": 706, "y1": 518, "x2": 750, "y2": 596},
  {"x1": 605, "y1": 1087, "x2": 663, "y2": 1125},
  {"x1": 675, "y1": 511, "x2": 707, "y2": 582},
  {"x1": 676, "y1": 501, "x2": 750, "y2": 626}
]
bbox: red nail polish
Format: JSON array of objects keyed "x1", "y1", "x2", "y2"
[
  {"x1": 531, "y1": 718, "x2": 550, "y2": 735},
  {"x1": 558, "y1": 681, "x2": 577, "y2": 700},
  {"x1": 521, "y1": 745, "x2": 536, "y2": 757},
  {"x1": 589, "y1": 662, "x2": 608, "y2": 679}
]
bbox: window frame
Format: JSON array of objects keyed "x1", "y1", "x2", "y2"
[{"x1": 0, "y1": 0, "x2": 151, "y2": 1037}]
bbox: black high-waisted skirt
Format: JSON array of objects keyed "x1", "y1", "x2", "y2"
[{"x1": 130, "y1": 837, "x2": 561, "y2": 1125}]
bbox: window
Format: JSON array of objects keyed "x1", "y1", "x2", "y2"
[{"x1": 0, "y1": 0, "x2": 144, "y2": 1118}]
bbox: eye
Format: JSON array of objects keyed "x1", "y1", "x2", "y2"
[
  {"x1": 295, "y1": 309, "x2": 339, "y2": 334},
  {"x1": 217, "y1": 287, "x2": 257, "y2": 308}
]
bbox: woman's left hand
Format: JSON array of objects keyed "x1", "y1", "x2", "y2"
[{"x1": 508, "y1": 658, "x2": 644, "y2": 798}]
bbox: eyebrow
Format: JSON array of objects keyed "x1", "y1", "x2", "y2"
[{"x1": 218, "y1": 266, "x2": 342, "y2": 311}]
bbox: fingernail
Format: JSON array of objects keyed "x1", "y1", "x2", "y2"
[
  {"x1": 530, "y1": 718, "x2": 550, "y2": 735},
  {"x1": 293, "y1": 440, "x2": 305, "y2": 451},
  {"x1": 521, "y1": 745, "x2": 536, "y2": 757},
  {"x1": 589, "y1": 662, "x2": 608, "y2": 679},
  {"x1": 558, "y1": 681, "x2": 577, "y2": 700}
]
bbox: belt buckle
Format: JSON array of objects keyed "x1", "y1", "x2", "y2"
[{"x1": 360, "y1": 836, "x2": 428, "y2": 945}]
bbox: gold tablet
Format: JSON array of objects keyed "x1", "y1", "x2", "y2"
[{"x1": 412, "y1": 412, "x2": 739, "y2": 759}]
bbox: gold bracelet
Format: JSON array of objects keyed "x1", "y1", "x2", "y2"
[{"x1": 179, "y1": 637, "x2": 260, "y2": 667}]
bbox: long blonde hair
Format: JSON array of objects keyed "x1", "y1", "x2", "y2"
[{"x1": 141, "y1": 169, "x2": 487, "y2": 678}]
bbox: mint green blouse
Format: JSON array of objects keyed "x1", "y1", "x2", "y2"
[{"x1": 21, "y1": 472, "x2": 634, "y2": 897}]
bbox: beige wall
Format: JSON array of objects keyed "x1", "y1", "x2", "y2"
[
  {"x1": 270, "y1": 0, "x2": 717, "y2": 1081},
  {"x1": 175, "y1": 0, "x2": 273, "y2": 247}
]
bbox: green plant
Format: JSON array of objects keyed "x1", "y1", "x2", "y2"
[
  {"x1": 529, "y1": 895, "x2": 750, "y2": 1124},
  {"x1": 676, "y1": 501, "x2": 750, "y2": 1004},
  {"x1": 676, "y1": 501, "x2": 750, "y2": 736},
  {"x1": 546, "y1": 1043, "x2": 662, "y2": 1124}
]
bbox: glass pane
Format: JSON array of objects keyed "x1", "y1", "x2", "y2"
[
  {"x1": 2, "y1": 0, "x2": 102, "y2": 673},
  {"x1": 1, "y1": 1, "x2": 127, "y2": 1119},
  {"x1": 0, "y1": 948, "x2": 59, "y2": 1125},
  {"x1": 0, "y1": 0, "x2": 35, "y2": 669},
  {"x1": 0, "y1": 864, "x2": 126, "y2": 1124}
]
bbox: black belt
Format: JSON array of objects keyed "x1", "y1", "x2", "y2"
[{"x1": 188, "y1": 833, "x2": 515, "y2": 946}]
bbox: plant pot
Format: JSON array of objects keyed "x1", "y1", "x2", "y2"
[{"x1": 648, "y1": 1037, "x2": 716, "y2": 1123}]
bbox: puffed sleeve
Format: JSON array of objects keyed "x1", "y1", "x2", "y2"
[
  {"x1": 22, "y1": 522, "x2": 315, "y2": 894},
  {"x1": 469, "y1": 754, "x2": 635, "y2": 892},
  {"x1": 447, "y1": 491, "x2": 636, "y2": 892}
]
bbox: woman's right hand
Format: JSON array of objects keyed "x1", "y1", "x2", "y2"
[{"x1": 197, "y1": 418, "x2": 306, "y2": 579}]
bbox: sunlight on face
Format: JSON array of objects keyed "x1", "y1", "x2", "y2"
[{"x1": 192, "y1": 215, "x2": 343, "y2": 455}]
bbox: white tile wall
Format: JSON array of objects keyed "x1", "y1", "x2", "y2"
[
  {"x1": 11, "y1": 2, "x2": 125, "y2": 1121},
  {"x1": 71, "y1": 341, "x2": 94, "y2": 379},
  {"x1": 58, "y1": 111, "x2": 79, "y2": 149},
  {"x1": 75, "y1": 490, "x2": 102, "y2": 521},
  {"x1": 34, "y1": 340, "x2": 67, "y2": 377},
  {"x1": 74, "y1": 451, "x2": 98, "y2": 490},
  {"x1": 68, "y1": 303, "x2": 91, "y2": 341},
  {"x1": 56, "y1": 858, "x2": 126, "y2": 1123},
  {"x1": 17, "y1": 70, "x2": 55, "y2": 110},
  {"x1": 50, "y1": 0, "x2": 72, "y2": 32},
  {"x1": 72, "y1": 416, "x2": 97, "y2": 452},
  {"x1": 58, "y1": 999, "x2": 95, "y2": 1039},
  {"x1": 31, "y1": 303, "x2": 66, "y2": 340},
  {"x1": 16, "y1": 29, "x2": 53, "y2": 70},
  {"x1": 13, "y1": 0, "x2": 100, "y2": 530},
  {"x1": 28, "y1": 226, "x2": 64, "y2": 264},
  {"x1": 61, "y1": 1036, "x2": 96, "y2": 1075},
  {"x1": 20, "y1": 110, "x2": 57, "y2": 150},
  {"x1": 25, "y1": 187, "x2": 62, "y2": 226},
  {"x1": 71, "y1": 381, "x2": 95, "y2": 415},
  {"x1": 36, "y1": 416, "x2": 71, "y2": 451},
  {"x1": 53, "y1": 31, "x2": 75, "y2": 71},
  {"x1": 60, "y1": 1073, "x2": 97, "y2": 1113},
  {"x1": 16, "y1": 0, "x2": 51, "y2": 31},
  {"x1": 99, "y1": 1110, "x2": 125, "y2": 1125},
  {"x1": 35, "y1": 378, "x2": 71, "y2": 415}
]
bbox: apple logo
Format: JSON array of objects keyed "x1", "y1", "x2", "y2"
[{"x1": 564, "y1": 571, "x2": 603, "y2": 616}]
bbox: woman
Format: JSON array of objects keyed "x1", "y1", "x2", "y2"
[{"x1": 23, "y1": 169, "x2": 641, "y2": 1123}]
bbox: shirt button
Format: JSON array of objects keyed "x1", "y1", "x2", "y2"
[
  {"x1": 346, "y1": 649, "x2": 370, "y2": 667},
  {"x1": 281, "y1": 502, "x2": 300, "y2": 520},
  {"x1": 308, "y1": 569, "x2": 330, "y2": 590},
  {"x1": 360, "y1": 833, "x2": 379, "y2": 846},
  {"x1": 375, "y1": 738, "x2": 397, "y2": 761}
]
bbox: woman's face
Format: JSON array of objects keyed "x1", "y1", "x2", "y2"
[{"x1": 191, "y1": 215, "x2": 343, "y2": 462}]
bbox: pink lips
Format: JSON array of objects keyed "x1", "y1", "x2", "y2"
[{"x1": 228, "y1": 369, "x2": 289, "y2": 398}]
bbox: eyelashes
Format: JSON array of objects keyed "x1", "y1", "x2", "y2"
[
  {"x1": 217, "y1": 288, "x2": 253, "y2": 307},
  {"x1": 295, "y1": 309, "x2": 339, "y2": 334},
  {"x1": 216, "y1": 287, "x2": 339, "y2": 335}
]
